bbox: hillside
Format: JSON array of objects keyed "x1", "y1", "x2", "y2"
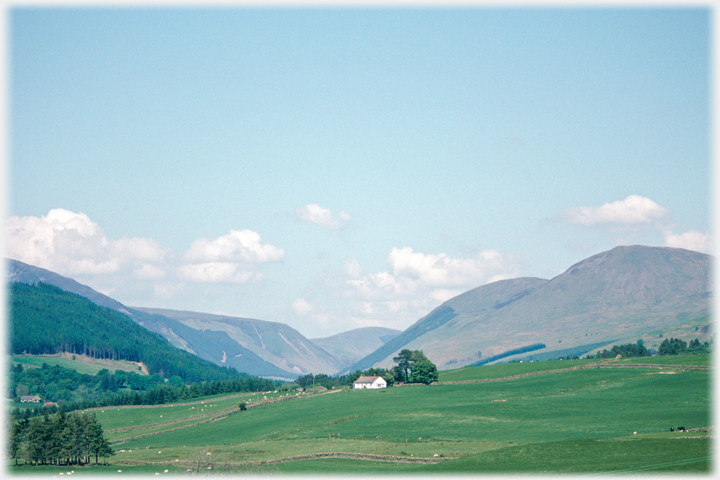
[
  {"x1": 344, "y1": 246, "x2": 712, "y2": 373},
  {"x1": 8, "y1": 282, "x2": 246, "y2": 383},
  {"x1": 7, "y1": 259, "x2": 340, "y2": 378},
  {"x1": 132, "y1": 307, "x2": 345, "y2": 377},
  {"x1": 8, "y1": 245, "x2": 712, "y2": 378},
  {"x1": 7, "y1": 259, "x2": 129, "y2": 313}
]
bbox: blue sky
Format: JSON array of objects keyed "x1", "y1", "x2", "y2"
[{"x1": 6, "y1": 6, "x2": 712, "y2": 338}]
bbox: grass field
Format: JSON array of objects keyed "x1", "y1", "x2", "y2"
[
  {"x1": 10, "y1": 353, "x2": 145, "y2": 376},
  {"x1": 8, "y1": 355, "x2": 713, "y2": 474}
]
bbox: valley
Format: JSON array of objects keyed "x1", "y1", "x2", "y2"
[
  {"x1": 7, "y1": 245, "x2": 712, "y2": 379},
  {"x1": 5, "y1": 245, "x2": 714, "y2": 474}
]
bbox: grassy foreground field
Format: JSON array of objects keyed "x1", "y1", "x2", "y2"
[{"x1": 9, "y1": 356, "x2": 713, "y2": 475}]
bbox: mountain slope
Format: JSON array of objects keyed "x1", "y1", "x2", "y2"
[
  {"x1": 7, "y1": 259, "x2": 129, "y2": 313},
  {"x1": 9, "y1": 282, "x2": 246, "y2": 383},
  {"x1": 6, "y1": 259, "x2": 338, "y2": 378},
  {"x1": 127, "y1": 308, "x2": 297, "y2": 379},
  {"x1": 132, "y1": 307, "x2": 344, "y2": 376},
  {"x1": 347, "y1": 246, "x2": 712, "y2": 372}
]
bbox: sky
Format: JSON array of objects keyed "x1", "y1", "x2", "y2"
[{"x1": 5, "y1": 6, "x2": 713, "y2": 339}]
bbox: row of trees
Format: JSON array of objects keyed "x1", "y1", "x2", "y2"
[
  {"x1": 9, "y1": 410, "x2": 113, "y2": 466},
  {"x1": 9, "y1": 361, "x2": 278, "y2": 417},
  {"x1": 594, "y1": 340, "x2": 650, "y2": 358},
  {"x1": 658, "y1": 338, "x2": 711, "y2": 355},
  {"x1": 592, "y1": 338, "x2": 711, "y2": 359}
]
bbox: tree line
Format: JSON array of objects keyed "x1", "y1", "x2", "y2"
[
  {"x1": 658, "y1": 337, "x2": 711, "y2": 355},
  {"x1": 592, "y1": 338, "x2": 711, "y2": 359},
  {"x1": 9, "y1": 361, "x2": 278, "y2": 418},
  {"x1": 9, "y1": 410, "x2": 113, "y2": 467}
]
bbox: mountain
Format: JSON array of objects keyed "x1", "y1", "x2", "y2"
[
  {"x1": 9, "y1": 282, "x2": 247, "y2": 383},
  {"x1": 6, "y1": 259, "x2": 336, "y2": 378},
  {"x1": 132, "y1": 307, "x2": 345, "y2": 377},
  {"x1": 7, "y1": 259, "x2": 129, "y2": 313},
  {"x1": 341, "y1": 246, "x2": 712, "y2": 373},
  {"x1": 309, "y1": 327, "x2": 402, "y2": 367},
  {"x1": 8, "y1": 245, "x2": 712, "y2": 378},
  {"x1": 125, "y1": 308, "x2": 298, "y2": 379}
]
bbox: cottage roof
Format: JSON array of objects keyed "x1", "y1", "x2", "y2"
[{"x1": 354, "y1": 376, "x2": 384, "y2": 383}]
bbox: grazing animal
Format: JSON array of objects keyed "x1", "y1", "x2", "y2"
[
  {"x1": 670, "y1": 427, "x2": 674, "y2": 432},
  {"x1": 678, "y1": 426, "x2": 685, "y2": 432}
]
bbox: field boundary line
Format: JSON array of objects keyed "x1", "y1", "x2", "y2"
[
  {"x1": 109, "y1": 394, "x2": 303, "y2": 445},
  {"x1": 83, "y1": 390, "x2": 285, "y2": 413},
  {"x1": 588, "y1": 455, "x2": 711, "y2": 474},
  {"x1": 113, "y1": 451, "x2": 454, "y2": 468},
  {"x1": 439, "y1": 361, "x2": 711, "y2": 385}
]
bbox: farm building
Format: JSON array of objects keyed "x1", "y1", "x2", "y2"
[
  {"x1": 20, "y1": 395, "x2": 41, "y2": 403},
  {"x1": 353, "y1": 376, "x2": 387, "y2": 389}
]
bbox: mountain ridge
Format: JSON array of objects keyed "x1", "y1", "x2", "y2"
[
  {"x1": 344, "y1": 245, "x2": 712, "y2": 372},
  {"x1": 6, "y1": 259, "x2": 404, "y2": 377},
  {"x1": 7, "y1": 245, "x2": 711, "y2": 377}
]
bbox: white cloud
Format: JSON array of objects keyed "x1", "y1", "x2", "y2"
[
  {"x1": 5, "y1": 208, "x2": 166, "y2": 276},
  {"x1": 292, "y1": 298, "x2": 314, "y2": 316},
  {"x1": 134, "y1": 263, "x2": 166, "y2": 280},
  {"x1": 294, "y1": 204, "x2": 352, "y2": 230},
  {"x1": 299, "y1": 247, "x2": 521, "y2": 334},
  {"x1": 563, "y1": 195, "x2": 668, "y2": 226},
  {"x1": 184, "y1": 229, "x2": 284, "y2": 264},
  {"x1": 180, "y1": 229, "x2": 284, "y2": 284},
  {"x1": 5, "y1": 207, "x2": 287, "y2": 309},
  {"x1": 178, "y1": 262, "x2": 263, "y2": 283},
  {"x1": 388, "y1": 247, "x2": 516, "y2": 287},
  {"x1": 663, "y1": 229, "x2": 712, "y2": 253}
]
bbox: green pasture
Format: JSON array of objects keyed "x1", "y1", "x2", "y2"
[
  {"x1": 9, "y1": 355, "x2": 712, "y2": 474},
  {"x1": 438, "y1": 354, "x2": 712, "y2": 383},
  {"x1": 92, "y1": 390, "x2": 294, "y2": 433},
  {"x1": 613, "y1": 354, "x2": 713, "y2": 366},
  {"x1": 10, "y1": 354, "x2": 142, "y2": 376},
  {"x1": 438, "y1": 357, "x2": 599, "y2": 382},
  {"x1": 91, "y1": 358, "x2": 711, "y2": 474}
]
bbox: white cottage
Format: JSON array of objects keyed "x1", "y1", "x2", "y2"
[{"x1": 352, "y1": 375, "x2": 387, "y2": 389}]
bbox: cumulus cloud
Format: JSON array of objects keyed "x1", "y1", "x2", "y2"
[
  {"x1": 184, "y1": 229, "x2": 284, "y2": 264},
  {"x1": 292, "y1": 298, "x2": 314, "y2": 316},
  {"x1": 294, "y1": 204, "x2": 352, "y2": 230},
  {"x1": 563, "y1": 195, "x2": 668, "y2": 226},
  {"x1": 559, "y1": 196, "x2": 710, "y2": 255},
  {"x1": 302, "y1": 247, "x2": 522, "y2": 333},
  {"x1": 5, "y1": 208, "x2": 287, "y2": 300},
  {"x1": 180, "y1": 230, "x2": 284, "y2": 283},
  {"x1": 663, "y1": 229, "x2": 712, "y2": 253},
  {"x1": 388, "y1": 247, "x2": 515, "y2": 287},
  {"x1": 5, "y1": 208, "x2": 167, "y2": 276}
]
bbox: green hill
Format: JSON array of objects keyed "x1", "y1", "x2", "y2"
[{"x1": 9, "y1": 282, "x2": 246, "y2": 384}]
